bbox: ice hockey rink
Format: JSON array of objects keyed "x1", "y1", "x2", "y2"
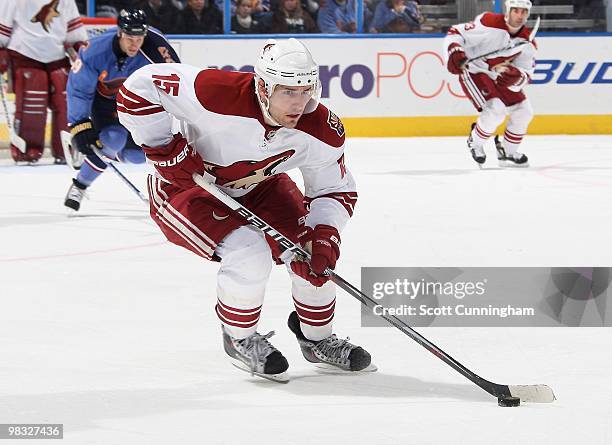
[{"x1": 1, "y1": 135, "x2": 611, "y2": 444}]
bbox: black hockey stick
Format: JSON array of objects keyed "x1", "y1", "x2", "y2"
[
  {"x1": 93, "y1": 146, "x2": 149, "y2": 204},
  {"x1": 193, "y1": 174, "x2": 555, "y2": 404}
]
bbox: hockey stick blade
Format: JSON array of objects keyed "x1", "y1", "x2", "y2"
[
  {"x1": 508, "y1": 384, "x2": 556, "y2": 403},
  {"x1": 192, "y1": 174, "x2": 556, "y2": 404},
  {"x1": 61, "y1": 130, "x2": 77, "y2": 171},
  {"x1": 9, "y1": 132, "x2": 27, "y2": 154},
  {"x1": 0, "y1": 76, "x2": 27, "y2": 154},
  {"x1": 529, "y1": 16, "x2": 541, "y2": 42}
]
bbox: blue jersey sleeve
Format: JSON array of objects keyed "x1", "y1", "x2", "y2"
[
  {"x1": 140, "y1": 28, "x2": 181, "y2": 63},
  {"x1": 66, "y1": 47, "x2": 102, "y2": 124}
]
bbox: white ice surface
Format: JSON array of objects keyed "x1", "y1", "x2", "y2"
[{"x1": 1, "y1": 135, "x2": 612, "y2": 444}]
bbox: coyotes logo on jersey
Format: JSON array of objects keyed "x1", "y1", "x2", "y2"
[
  {"x1": 203, "y1": 150, "x2": 295, "y2": 190},
  {"x1": 31, "y1": 0, "x2": 60, "y2": 33}
]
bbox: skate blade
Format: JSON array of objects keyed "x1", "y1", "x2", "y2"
[
  {"x1": 314, "y1": 362, "x2": 378, "y2": 373},
  {"x1": 65, "y1": 206, "x2": 79, "y2": 216},
  {"x1": 498, "y1": 159, "x2": 529, "y2": 168},
  {"x1": 229, "y1": 359, "x2": 290, "y2": 384}
]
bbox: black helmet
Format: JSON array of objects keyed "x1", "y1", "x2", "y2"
[{"x1": 117, "y1": 9, "x2": 148, "y2": 36}]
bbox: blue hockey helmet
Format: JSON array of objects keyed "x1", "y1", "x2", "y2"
[{"x1": 117, "y1": 9, "x2": 148, "y2": 36}]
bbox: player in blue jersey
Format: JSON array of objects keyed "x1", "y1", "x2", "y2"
[{"x1": 63, "y1": 8, "x2": 180, "y2": 212}]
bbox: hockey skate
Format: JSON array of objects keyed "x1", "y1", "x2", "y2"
[
  {"x1": 222, "y1": 326, "x2": 289, "y2": 383},
  {"x1": 494, "y1": 136, "x2": 529, "y2": 167},
  {"x1": 467, "y1": 123, "x2": 486, "y2": 167},
  {"x1": 64, "y1": 178, "x2": 88, "y2": 212},
  {"x1": 288, "y1": 311, "x2": 377, "y2": 373}
]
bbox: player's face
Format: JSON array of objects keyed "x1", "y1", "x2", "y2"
[
  {"x1": 507, "y1": 8, "x2": 529, "y2": 28},
  {"x1": 268, "y1": 85, "x2": 314, "y2": 128},
  {"x1": 119, "y1": 33, "x2": 145, "y2": 57}
]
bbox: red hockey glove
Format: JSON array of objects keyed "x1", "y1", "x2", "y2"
[
  {"x1": 142, "y1": 133, "x2": 204, "y2": 190},
  {"x1": 497, "y1": 65, "x2": 524, "y2": 88},
  {"x1": 290, "y1": 225, "x2": 341, "y2": 287},
  {"x1": 447, "y1": 43, "x2": 467, "y2": 75},
  {"x1": 0, "y1": 48, "x2": 9, "y2": 74}
]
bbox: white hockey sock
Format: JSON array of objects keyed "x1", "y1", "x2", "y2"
[
  {"x1": 502, "y1": 129, "x2": 525, "y2": 157},
  {"x1": 471, "y1": 123, "x2": 493, "y2": 148},
  {"x1": 215, "y1": 226, "x2": 273, "y2": 339},
  {"x1": 289, "y1": 267, "x2": 336, "y2": 341}
]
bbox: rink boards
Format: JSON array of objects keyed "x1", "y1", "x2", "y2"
[{"x1": 1, "y1": 35, "x2": 610, "y2": 139}]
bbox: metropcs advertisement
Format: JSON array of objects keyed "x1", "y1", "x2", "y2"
[
  {"x1": 172, "y1": 36, "x2": 612, "y2": 136},
  {"x1": 0, "y1": 36, "x2": 610, "y2": 139}
]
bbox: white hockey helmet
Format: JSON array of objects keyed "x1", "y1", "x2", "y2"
[
  {"x1": 254, "y1": 38, "x2": 321, "y2": 125},
  {"x1": 505, "y1": 0, "x2": 532, "y2": 13}
]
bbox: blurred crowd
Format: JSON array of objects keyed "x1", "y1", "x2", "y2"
[{"x1": 75, "y1": 0, "x2": 610, "y2": 34}]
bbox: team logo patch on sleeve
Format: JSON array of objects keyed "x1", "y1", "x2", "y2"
[{"x1": 327, "y1": 111, "x2": 345, "y2": 138}]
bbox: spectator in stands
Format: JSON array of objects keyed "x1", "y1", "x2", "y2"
[
  {"x1": 138, "y1": 0, "x2": 179, "y2": 33},
  {"x1": 252, "y1": 0, "x2": 273, "y2": 15},
  {"x1": 95, "y1": 0, "x2": 136, "y2": 16},
  {"x1": 215, "y1": 0, "x2": 236, "y2": 15},
  {"x1": 270, "y1": 0, "x2": 319, "y2": 33},
  {"x1": 75, "y1": 0, "x2": 87, "y2": 15},
  {"x1": 317, "y1": 0, "x2": 356, "y2": 33},
  {"x1": 171, "y1": 0, "x2": 188, "y2": 10},
  {"x1": 173, "y1": 0, "x2": 222, "y2": 33},
  {"x1": 370, "y1": 0, "x2": 423, "y2": 33},
  {"x1": 303, "y1": 0, "x2": 320, "y2": 17},
  {"x1": 232, "y1": 0, "x2": 267, "y2": 32}
]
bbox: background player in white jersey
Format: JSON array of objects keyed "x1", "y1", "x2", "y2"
[
  {"x1": 118, "y1": 38, "x2": 374, "y2": 382},
  {"x1": 444, "y1": 0, "x2": 536, "y2": 167},
  {"x1": 0, "y1": 0, "x2": 87, "y2": 164}
]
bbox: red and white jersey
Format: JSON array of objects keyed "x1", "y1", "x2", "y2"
[
  {"x1": 444, "y1": 12, "x2": 536, "y2": 83},
  {"x1": 0, "y1": 0, "x2": 87, "y2": 63},
  {"x1": 118, "y1": 63, "x2": 357, "y2": 230}
]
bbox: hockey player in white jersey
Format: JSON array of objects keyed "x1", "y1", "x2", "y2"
[
  {"x1": 118, "y1": 38, "x2": 374, "y2": 382},
  {"x1": 0, "y1": 0, "x2": 88, "y2": 164},
  {"x1": 444, "y1": 0, "x2": 536, "y2": 167}
]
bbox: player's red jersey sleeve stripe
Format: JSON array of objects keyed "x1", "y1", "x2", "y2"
[
  {"x1": 117, "y1": 105, "x2": 165, "y2": 116},
  {"x1": 0, "y1": 24, "x2": 12, "y2": 37},
  {"x1": 67, "y1": 18, "x2": 83, "y2": 31},
  {"x1": 117, "y1": 86, "x2": 165, "y2": 116},
  {"x1": 447, "y1": 27, "x2": 461, "y2": 36},
  {"x1": 304, "y1": 192, "x2": 358, "y2": 217},
  {"x1": 118, "y1": 85, "x2": 158, "y2": 108}
]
